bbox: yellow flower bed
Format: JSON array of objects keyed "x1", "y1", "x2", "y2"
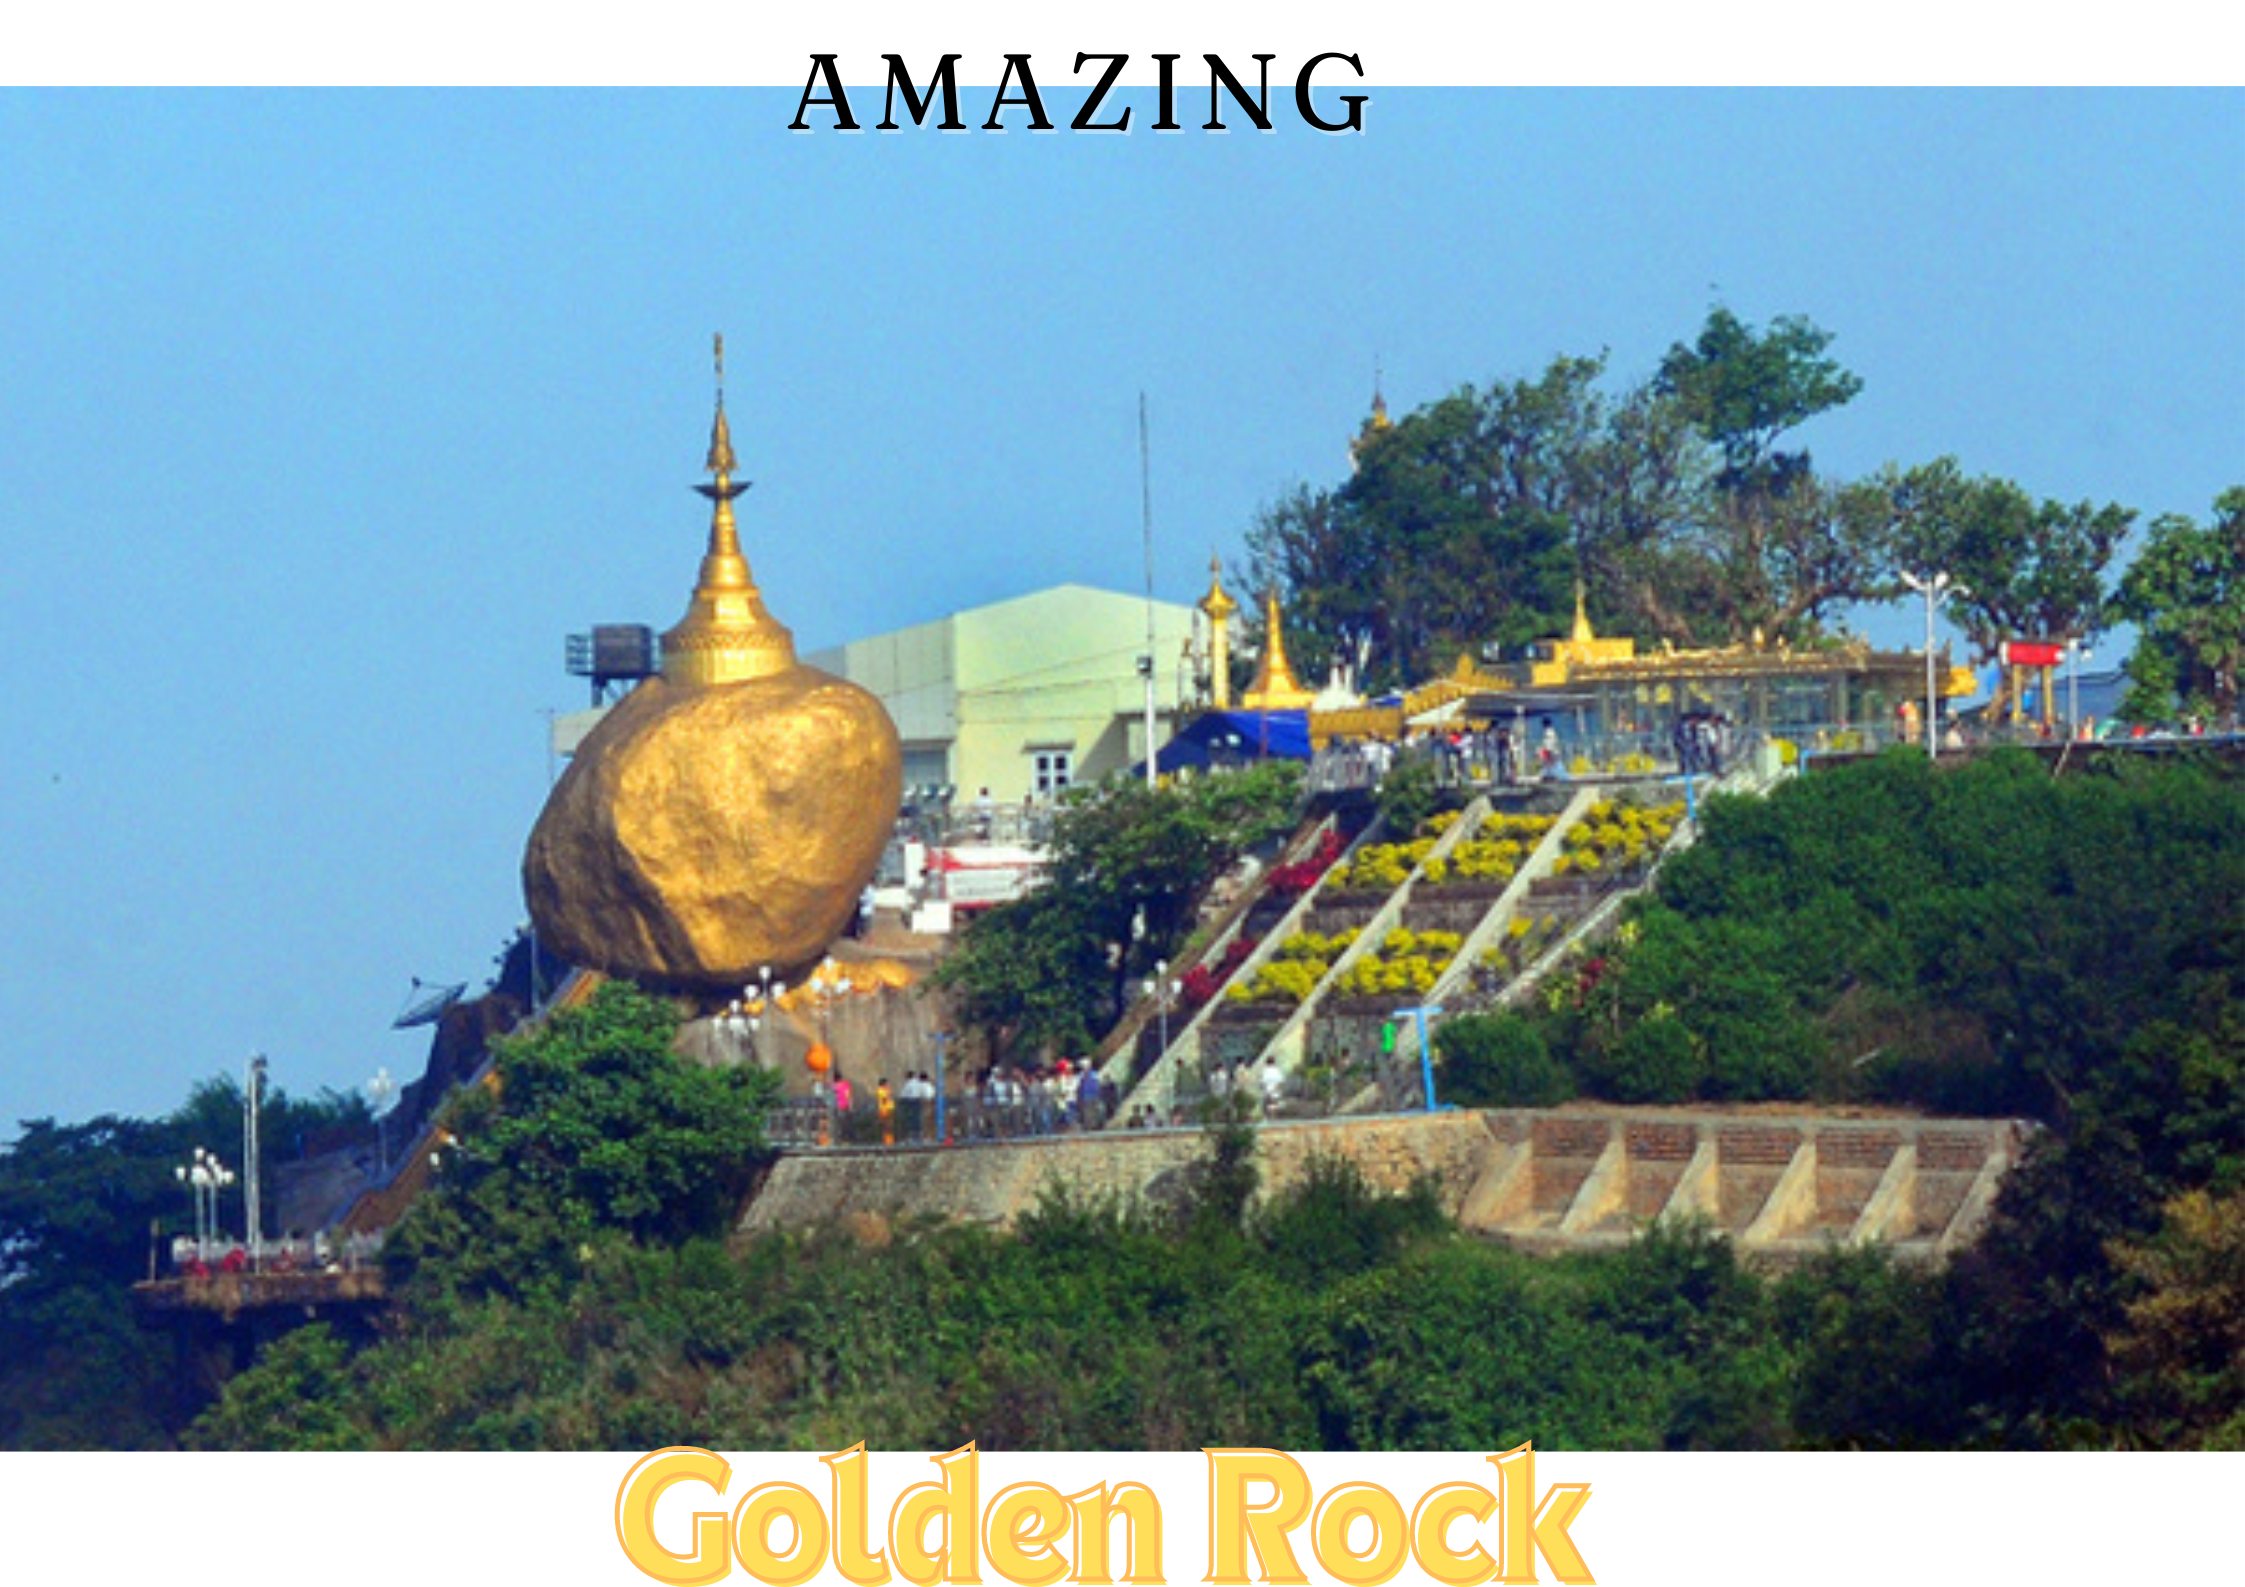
[
  {"x1": 1551, "y1": 799, "x2": 1686, "y2": 876},
  {"x1": 1227, "y1": 927, "x2": 1361, "y2": 1004},
  {"x1": 1335, "y1": 836, "x2": 1434, "y2": 890},
  {"x1": 1330, "y1": 927, "x2": 1464, "y2": 998},
  {"x1": 1421, "y1": 811, "x2": 1557, "y2": 887}
]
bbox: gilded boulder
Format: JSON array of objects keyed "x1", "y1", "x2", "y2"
[{"x1": 523, "y1": 665, "x2": 901, "y2": 992}]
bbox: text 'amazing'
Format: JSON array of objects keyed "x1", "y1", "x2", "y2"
[{"x1": 790, "y1": 54, "x2": 1369, "y2": 134}]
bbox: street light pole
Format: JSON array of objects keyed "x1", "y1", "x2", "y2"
[
  {"x1": 1899, "y1": 570, "x2": 1964, "y2": 758},
  {"x1": 174, "y1": 1156, "x2": 204, "y2": 1262},
  {"x1": 1140, "y1": 391, "x2": 1159, "y2": 793},
  {"x1": 738, "y1": 966, "x2": 785, "y2": 1068},
  {"x1": 178, "y1": 1147, "x2": 233, "y2": 1264},
  {"x1": 368, "y1": 1067, "x2": 397, "y2": 1175},
  {"x1": 243, "y1": 1055, "x2": 267, "y2": 1270}
]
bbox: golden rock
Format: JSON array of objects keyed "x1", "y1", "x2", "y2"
[
  {"x1": 522, "y1": 343, "x2": 901, "y2": 992},
  {"x1": 524, "y1": 668, "x2": 899, "y2": 990}
]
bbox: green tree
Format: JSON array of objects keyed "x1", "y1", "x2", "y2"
[
  {"x1": 931, "y1": 764, "x2": 1302, "y2": 1056},
  {"x1": 2111, "y1": 488, "x2": 2245, "y2": 725},
  {"x1": 1247, "y1": 391, "x2": 1574, "y2": 687},
  {"x1": 382, "y1": 980, "x2": 778, "y2": 1306},
  {"x1": 2106, "y1": 1187, "x2": 2245, "y2": 1448},
  {"x1": 0, "y1": 1079, "x2": 368, "y2": 1448},
  {"x1": 1250, "y1": 312, "x2": 1898, "y2": 671},
  {"x1": 1655, "y1": 306, "x2": 1865, "y2": 496},
  {"x1": 1240, "y1": 483, "x2": 1371, "y2": 687},
  {"x1": 1887, "y1": 457, "x2": 2133, "y2": 664},
  {"x1": 1649, "y1": 308, "x2": 1894, "y2": 644}
]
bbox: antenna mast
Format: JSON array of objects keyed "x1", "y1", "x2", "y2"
[{"x1": 1139, "y1": 393, "x2": 1158, "y2": 791}]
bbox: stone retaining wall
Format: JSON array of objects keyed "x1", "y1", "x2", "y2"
[{"x1": 739, "y1": 1108, "x2": 2032, "y2": 1262}]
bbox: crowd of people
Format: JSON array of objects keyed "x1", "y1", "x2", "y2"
[
  {"x1": 1310, "y1": 720, "x2": 1570, "y2": 794},
  {"x1": 169, "y1": 1229, "x2": 383, "y2": 1278},
  {"x1": 787, "y1": 1052, "x2": 1302, "y2": 1148}
]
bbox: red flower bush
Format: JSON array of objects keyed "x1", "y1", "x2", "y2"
[{"x1": 1268, "y1": 830, "x2": 1344, "y2": 895}]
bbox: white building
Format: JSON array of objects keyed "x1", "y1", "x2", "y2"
[{"x1": 804, "y1": 584, "x2": 1201, "y2": 802}]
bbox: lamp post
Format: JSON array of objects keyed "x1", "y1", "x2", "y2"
[
  {"x1": 367, "y1": 1067, "x2": 398, "y2": 1175},
  {"x1": 173, "y1": 1155, "x2": 205, "y2": 1262},
  {"x1": 1143, "y1": 959, "x2": 1182, "y2": 1057},
  {"x1": 733, "y1": 966, "x2": 785, "y2": 1068},
  {"x1": 1899, "y1": 570, "x2": 1965, "y2": 758},
  {"x1": 807, "y1": 973, "x2": 853, "y2": 1071},
  {"x1": 1393, "y1": 1004, "x2": 1444, "y2": 1112},
  {"x1": 174, "y1": 1147, "x2": 233, "y2": 1264},
  {"x1": 242, "y1": 1054, "x2": 267, "y2": 1270}
]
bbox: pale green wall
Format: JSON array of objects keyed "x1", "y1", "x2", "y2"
[{"x1": 809, "y1": 584, "x2": 1199, "y2": 801}]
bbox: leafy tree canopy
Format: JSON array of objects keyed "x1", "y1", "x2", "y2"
[
  {"x1": 1886, "y1": 457, "x2": 2134, "y2": 663},
  {"x1": 930, "y1": 762, "x2": 1302, "y2": 1060},
  {"x1": 2112, "y1": 487, "x2": 2245, "y2": 724},
  {"x1": 382, "y1": 979, "x2": 778, "y2": 1308},
  {"x1": 1656, "y1": 306, "x2": 1864, "y2": 496}
]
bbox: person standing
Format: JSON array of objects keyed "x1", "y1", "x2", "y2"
[
  {"x1": 898, "y1": 1071, "x2": 926, "y2": 1141},
  {"x1": 875, "y1": 1077, "x2": 896, "y2": 1146}
]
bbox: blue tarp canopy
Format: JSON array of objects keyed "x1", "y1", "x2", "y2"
[{"x1": 1148, "y1": 709, "x2": 1313, "y2": 775}]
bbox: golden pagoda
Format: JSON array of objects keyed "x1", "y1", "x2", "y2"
[
  {"x1": 1240, "y1": 591, "x2": 1317, "y2": 712},
  {"x1": 1198, "y1": 555, "x2": 1240, "y2": 709},
  {"x1": 660, "y1": 338, "x2": 796, "y2": 687},
  {"x1": 1527, "y1": 581, "x2": 1636, "y2": 684},
  {"x1": 523, "y1": 338, "x2": 902, "y2": 992}
]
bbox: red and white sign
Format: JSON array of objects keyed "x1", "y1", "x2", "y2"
[
  {"x1": 2000, "y1": 640, "x2": 2065, "y2": 667},
  {"x1": 931, "y1": 845, "x2": 1047, "y2": 909}
]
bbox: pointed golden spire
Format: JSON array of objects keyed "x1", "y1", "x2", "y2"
[
  {"x1": 1572, "y1": 577, "x2": 1595, "y2": 644},
  {"x1": 1242, "y1": 589, "x2": 1316, "y2": 711},
  {"x1": 707, "y1": 332, "x2": 739, "y2": 477},
  {"x1": 662, "y1": 335, "x2": 797, "y2": 688}
]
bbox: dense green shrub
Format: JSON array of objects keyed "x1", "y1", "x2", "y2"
[
  {"x1": 1581, "y1": 1009, "x2": 1703, "y2": 1103},
  {"x1": 1436, "y1": 1014, "x2": 1574, "y2": 1107}
]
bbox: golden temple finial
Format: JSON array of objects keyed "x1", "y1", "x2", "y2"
[
  {"x1": 1199, "y1": 555, "x2": 1240, "y2": 710},
  {"x1": 1199, "y1": 554, "x2": 1239, "y2": 621},
  {"x1": 1350, "y1": 359, "x2": 1393, "y2": 471},
  {"x1": 663, "y1": 337, "x2": 795, "y2": 688},
  {"x1": 1572, "y1": 578, "x2": 1594, "y2": 644},
  {"x1": 707, "y1": 333, "x2": 739, "y2": 479}
]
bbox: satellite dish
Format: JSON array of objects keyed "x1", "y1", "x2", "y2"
[{"x1": 392, "y1": 977, "x2": 468, "y2": 1030}]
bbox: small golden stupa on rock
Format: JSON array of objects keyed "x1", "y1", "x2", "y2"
[{"x1": 522, "y1": 339, "x2": 902, "y2": 992}]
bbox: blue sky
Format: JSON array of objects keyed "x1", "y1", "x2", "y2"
[{"x1": 0, "y1": 88, "x2": 2238, "y2": 1130}]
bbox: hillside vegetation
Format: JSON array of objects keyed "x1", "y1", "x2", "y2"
[{"x1": 9, "y1": 752, "x2": 2244, "y2": 1451}]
